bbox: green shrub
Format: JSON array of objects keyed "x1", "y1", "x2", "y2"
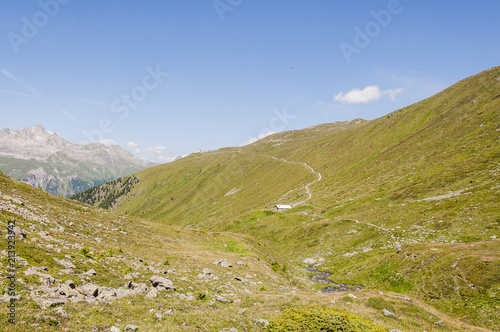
[
  {"x1": 265, "y1": 305, "x2": 386, "y2": 331},
  {"x1": 79, "y1": 246, "x2": 93, "y2": 259}
]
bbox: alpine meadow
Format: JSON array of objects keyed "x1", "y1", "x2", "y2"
[
  {"x1": 1, "y1": 1, "x2": 500, "y2": 331},
  {"x1": 69, "y1": 66, "x2": 499, "y2": 330}
]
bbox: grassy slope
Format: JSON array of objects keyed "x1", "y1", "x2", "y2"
[
  {"x1": 73, "y1": 66, "x2": 500, "y2": 329},
  {"x1": 1, "y1": 172, "x2": 481, "y2": 331}
]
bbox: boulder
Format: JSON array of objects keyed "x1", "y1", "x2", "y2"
[
  {"x1": 78, "y1": 283, "x2": 99, "y2": 297},
  {"x1": 434, "y1": 320, "x2": 445, "y2": 328},
  {"x1": 33, "y1": 297, "x2": 67, "y2": 308},
  {"x1": 146, "y1": 288, "x2": 158, "y2": 299},
  {"x1": 84, "y1": 268, "x2": 97, "y2": 276},
  {"x1": 150, "y1": 275, "x2": 175, "y2": 290},
  {"x1": 303, "y1": 258, "x2": 317, "y2": 266},
  {"x1": 54, "y1": 258, "x2": 76, "y2": 269},
  {"x1": 213, "y1": 259, "x2": 232, "y2": 267},
  {"x1": 53, "y1": 307, "x2": 68, "y2": 320},
  {"x1": 213, "y1": 294, "x2": 231, "y2": 303},
  {"x1": 97, "y1": 288, "x2": 117, "y2": 302},
  {"x1": 125, "y1": 325, "x2": 139, "y2": 331},
  {"x1": 383, "y1": 308, "x2": 397, "y2": 318},
  {"x1": 12, "y1": 226, "x2": 27, "y2": 239}
]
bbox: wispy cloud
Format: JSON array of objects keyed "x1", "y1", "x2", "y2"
[
  {"x1": 77, "y1": 99, "x2": 113, "y2": 107},
  {"x1": 0, "y1": 89, "x2": 37, "y2": 97},
  {"x1": 0, "y1": 68, "x2": 43, "y2": 98},
  {"x1": 99, "y1": 138, "x2": 119, "y2": 146},
  {"x1": 135, "y1": 145, "x2": 169, "y2": 154},
  {"x1": 240, "y1": 131, "x2": 275, "y2": 146},
  {"x1": 334, "y1": 85, "x2": 403, "y2": 104},
  {"x1": 0, "y1": 68, "x2": 76, "y2": 120},
  {"x1": 126, "y1": 141, "x2": 139, "y2": 147},
  {"x1": 157, "y1": 156, "x2": 179, "y2": 163},
  {"x1": 144, "y1": 146, "x2": 168, "y2": 154}
]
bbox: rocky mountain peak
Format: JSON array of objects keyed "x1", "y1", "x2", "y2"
[{"x1": 0, "y1": 124, "x2": 152, "y2": 196}]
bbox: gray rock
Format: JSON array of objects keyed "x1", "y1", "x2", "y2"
[
  {"x1": 303, "y1": 258, "x2": 317, "y2": 266},
  {"x1": 213, "y1": 259, "x2": 232, "y2": 267},
  {"x1": 53, "y1": 307, "x2": 68, "y2": 319},
  {"x1": 13, "y1": 226, "x2": 27, "y2": 239},
  {"x1": 64, "y1": 280, "x2": 76, "y2": 289},
  {"x1": 202, "y1": 268, "x2": 211, "y2": 275},
  {"x1": 434, "y1": 320, "x2": 445, "y2": 328},
  {"x1": 146, "y1": 288, "x2": 158, "y2": 299},
  {"x1": 125, "y1": 324, "x2": 138, "y2": 331},
  {"x1": 97, "y1": 288, "x2": 117, "y2": 302},
  {"x1": 150, "y1": 275, "x2": 175, "y2": 290},
  {"x1": 56, "y1": 283, "x2": 81, "y2": 298},
  {"x1": 0, "y1": 294, "x2": 22, "y2": 303},
  {"x1": 383, "y1": 308, "x2": 397, "y2": 318},
  {"x1": 54, "y1": 258, "x2": 76, "y2": 269},
  {"x1": 213, "y1": 294, "x2": 232, "y2": 303},
  {"x1": 110, "y1": 327, "x2": 121, "y2": 332},
  {"x1": 79, "y1": 283, "x2": 99, "y2": 297},
  {"x1": 33, "y1": 297, "x2": 67, "y2": 308},
  {"x1": 84, "y1": 268, "x2": 97, "y2": 276}
]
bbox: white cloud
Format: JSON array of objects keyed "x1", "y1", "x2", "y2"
[
  {"x1": 99, "y1": 138, "x2": 119, "y2": 146},
  {"x1": 334, "y1": 85, "x2": 403, "y2": 104},
  {"x1": 156, "y1": 156, "x2": 178, "y2": 163},
  {"x1": 145, "y1": 146, "x2": 168, "y2": 154},
  {"x1": 383, "y1": 88, "x2": 404, "y2": 101},
  {"x1": 133, "y1": 145, "x2": 168, "y2": 154},
  {"x1": 240, "y1": 131, "x2": 275, "y2": 146},
  {"x1": 126, "y1": 141, "x2": 139, "y2": 147}
]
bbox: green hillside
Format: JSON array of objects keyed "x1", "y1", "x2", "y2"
[
  {"x1": 2, "y1": 169, "x2": 480, "y2": 331},
  {"x1": 72, "y1": 66, "x2": 500, "y2": 329}
]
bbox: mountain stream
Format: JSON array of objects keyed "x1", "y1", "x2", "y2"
[{"x1": 305, "y1": 266, "x2": 363, "y2": 293}]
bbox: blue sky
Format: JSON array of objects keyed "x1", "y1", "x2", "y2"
[{"x1": 1, "y1": 0, "x2": 499, "y2": 162}]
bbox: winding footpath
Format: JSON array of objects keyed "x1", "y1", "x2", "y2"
[{"x1": 263, "y1": 155, "x2": 322, "y2": 206}]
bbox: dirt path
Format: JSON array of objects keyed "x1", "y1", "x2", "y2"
[
  {"x1": 350, "y1": 218, "x2": 390, "y2": 232},
  {"x1": 260, "y1": 154, "x2": 322, "y2": 206}
]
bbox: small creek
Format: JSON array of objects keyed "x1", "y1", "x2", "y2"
[{"x1": 305, "y1": 266, "x2": 363, "y2": 293}]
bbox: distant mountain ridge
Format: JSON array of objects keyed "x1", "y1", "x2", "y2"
[{"x1": 0, "y1": 124, "x2": 152, "y2": 196}]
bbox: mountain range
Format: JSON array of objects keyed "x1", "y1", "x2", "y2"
[
  {"x1": 0, "y1": 66, "x2": 498, "y2": 331},
  {"x1": 0, "y1": 125, "x2": 152, "y2": 197}
]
